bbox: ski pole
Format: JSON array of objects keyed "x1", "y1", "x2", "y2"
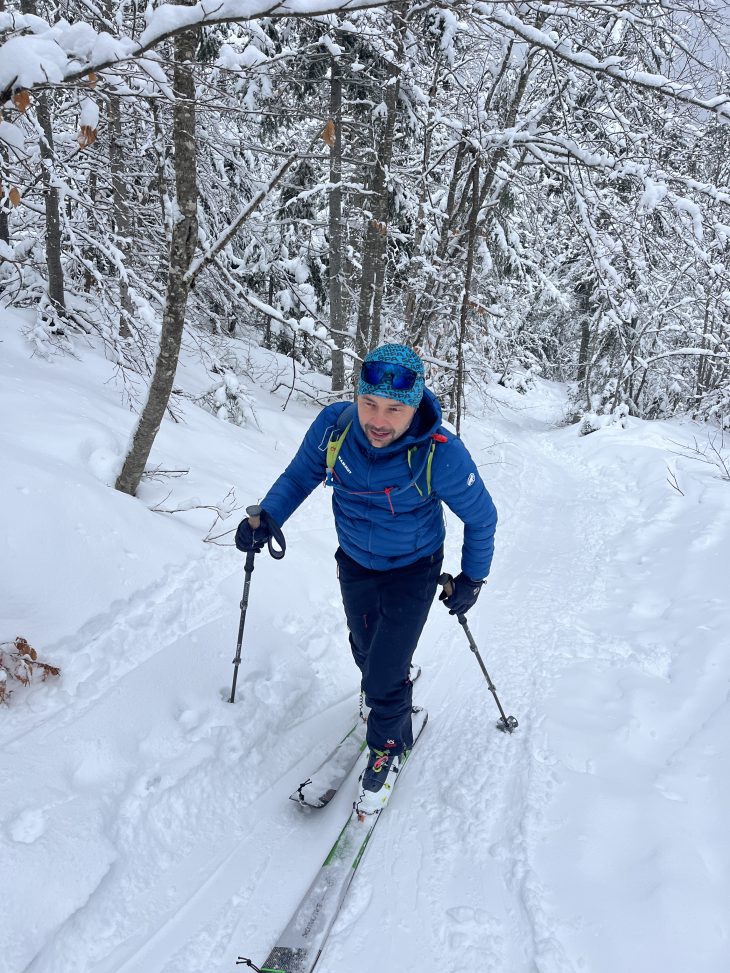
[
  {"x1": 439, "y1": 573, "x2": 518, "y2": 733},
  {"x1": 228, "y1": 504, "x2": 286, "y2": 704},
  {"x1": 228, "y1": 505, "x2": 261, "y2": 704}
]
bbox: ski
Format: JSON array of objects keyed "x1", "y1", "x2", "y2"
[
  {"x1": 244, "y1": 708, "x2": 428, "y2": 973},
  {"x1": 290, "y1": 664, "x2": 421, "y2": 809}
]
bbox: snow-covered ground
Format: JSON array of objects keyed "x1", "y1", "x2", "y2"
[{"x1": 2, "y1": 306, "x2": 728, "y2": 973}]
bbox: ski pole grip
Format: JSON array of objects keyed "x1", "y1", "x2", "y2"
[
  {"x1": 246, "y1": 504, "x2": 262, "y2": 529},
  {"x1": 439, "y1": 572, "x2": 454, "y2": 597}
]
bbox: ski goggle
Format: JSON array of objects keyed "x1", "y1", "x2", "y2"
[{"x1": 361, "y1": 360, "x2": 419, "y2": 391}]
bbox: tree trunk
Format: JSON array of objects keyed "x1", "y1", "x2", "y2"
[
  {"x1": 577, "y1": 318, "x2": 591, "y2": 383},
  {"x1": 407, "y1": 138, "x2": 469, "y2": 348},
  {"x1": 115, "y1": 21, "x2": 198, "y2": 496},
  {"x1": 352, "y1": 77, "x2": 399, "y2": 366},
  {"x1": 353, "y1": 9, "x2": 404, "y2": 371},
  {"x1": 21, "y1": 0, "x2": 65, "y2": 314},
  {"x1": 409, "y1": 32, "x2": 541, "y2": 352},
  {"x1": 37, "y1": 94, "x2": 65, "y2": 313},
  {"x1": 403, "y1": 58, "x2": 441, "y2": 340},
  {"x1": 0, "y1": 67, "x2": 9, "y2": 246},
  {"x1": 453, "y1": 156, "x2": 480, "y2": 435},
  {"x1": 150, "y1": 98, "x2": 169, "y2": 235},
  {"x1": 104, "y1": 0, "x2": 132, "y2": 338},
  {"x1": 264, "y1": 274, "x2": 274, "y2": 347},
  {"x1": 329, "y1": 51, "x2": 346, "y2": 392},
  {"x1": 694, "y1": 296, "x2": 712, "y2": 399},
  {"x1": 109, "y1": 93, "x2": 133, "y2": 338},
  {"x1": 575, "y1": 280, "x2": 592, "y2": 383},
  {"x1": 0, "y1": 122, "x2": 9, "y2": 246},
  {"x1": 83, "y1": 169, "x2": 97, "y2": 291}
]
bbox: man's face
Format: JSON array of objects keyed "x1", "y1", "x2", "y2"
[{"x1": 357, "y1": 394, "x2": 416, "y2": 448}]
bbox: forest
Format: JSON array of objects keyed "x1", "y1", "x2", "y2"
[{"x1": 2, "y1": 0, "x2": 729, "y2": 492}]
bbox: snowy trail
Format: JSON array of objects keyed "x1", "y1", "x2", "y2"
[
  {"x1": 4, "y1": 340, "x2": 729, "y2": 973},
  {"x1": 315, "y1": 413, "x2": 623, "y2": 973},
  {"x1": 1, "y1": 550, "x2": 232, "y2": 748},
  {"x1": 11, "y1": 562, "x2": 362, "y2": 973},
  {"x1": 312, "y1": 411, "x2": 730, "y2": 973}
]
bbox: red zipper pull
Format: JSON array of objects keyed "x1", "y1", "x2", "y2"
[{"x1": 384, "y1": 487, "x2": 395, "y2": 515}]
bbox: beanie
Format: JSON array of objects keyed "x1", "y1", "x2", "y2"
[{"x1": 357, "y1": 343, "x2": 425, "y2": 408}]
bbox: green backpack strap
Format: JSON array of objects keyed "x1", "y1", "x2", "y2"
[
  {"x1": 326, "y1": 408, "x2": 444, "y2": 495},
  {"x1": 407, "y1": 441, "x2": 436, "y2": 497},
  {"x1": 325, "y1": 404, "x2": 356, "y2": 487},
  {"x1": 407, "y1": 432, "x2": 447, "y2": 496}
]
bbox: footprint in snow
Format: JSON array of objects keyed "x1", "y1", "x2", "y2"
[{"x1": 9, "y1": 807, "x2": 46, "y2": 844}]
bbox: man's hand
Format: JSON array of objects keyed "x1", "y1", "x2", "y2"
[
  {"x1": 235, "y1": 510, "x2": 273, "y2": 553},
  {"x1": 439, "y1": 572, "x2": 484, "y2": 616}
]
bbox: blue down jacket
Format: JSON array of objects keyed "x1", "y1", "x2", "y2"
[{"x1": 261, "y1": 389, "x2": 497, "y2": 579}]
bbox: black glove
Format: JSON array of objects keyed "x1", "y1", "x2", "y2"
[
  {"x1": 235, "y1": 509, "x2": 273, "y2": 553},
  {"x1": 439, "y1": 572, "x2": 484, "y2": 616}
]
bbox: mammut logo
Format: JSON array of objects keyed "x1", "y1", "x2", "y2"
[
  {"x1": 337, "y1": 456, "x2": 353, "y2": 475},
  {"x1": 318, "y1": 424, "x2": 336, "y2": 451},
  {"x1": 467, "y1": 473, "x2": 475, "y2": 486}
]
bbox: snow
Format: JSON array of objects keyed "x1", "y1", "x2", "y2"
[
  {"x1": 216, "y1": 43, "x2": 269, "y2": 71},
  {"x1": 0, "y1": 120, "x2": 26, "y2": 155},
  {"x1": 2, "y1": 306, "x2": 730, "y2": 972},
  {"x1": 0, "y1": 1, "x2": 406, "y2": 101},
  {"x1": 485, "y1": 6, "x2": 730, "y2": 120},
  {"x1": 79, "y1": 96, "x2": 99, "y2": 131},
  {"x1": 672, "y1": 193, "x2": 705, "y2": 241},
  {"x1": 0, "y1": 35, "x2": 68, "y2": 93},
  {"x1": 638, "y1": 176, "x2": 668, "y2": 213}
]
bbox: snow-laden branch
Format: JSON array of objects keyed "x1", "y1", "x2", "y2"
[
  {"x1": 477, "y1": 4, "x2": 730, "y2": 120},
  {"x1": 186, "y1": 146, "x2": 302, "y2": 286},
  {"x1": 640, "y1": 347, "x2": 730, "y2": 366},
  {"x1": 0, "y1": 0, "x2": 401, "y2": 105},
  {"x1": 233, "y1": 281, "x2": 360, "y2": 362}
]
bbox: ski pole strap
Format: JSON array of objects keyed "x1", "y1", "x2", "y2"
[
  {"x1": 266, "y1": 516, "x2": 286, "y2": 560},
  {"x1": 245, "y1": 504, "x2": 286, "y2": 561}
]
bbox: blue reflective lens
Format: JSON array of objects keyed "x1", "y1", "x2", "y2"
[{"x1": 361, "y1": 360, "x2": 418, "y2": 391}]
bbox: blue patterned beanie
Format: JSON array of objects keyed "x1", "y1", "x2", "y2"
[{"x1": 358, "y1": 343, "x2": 425, "y2": 407}]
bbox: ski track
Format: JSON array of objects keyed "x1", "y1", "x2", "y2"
[
  {"x1": 8, "y1": 400, "x2": 729, "y2": 972},
  {"x1": 317, "y1": 408, "x2": 729, "y2": 973},
  {"x1": 7, "y1": 541, "x2": 363, "y2": 973},
  {"x1": 1, "y1": 548, "x2": 233, "y2": 750},
  {"x1": 318, "y1": 418, "x2": 612, "y2": 973}
]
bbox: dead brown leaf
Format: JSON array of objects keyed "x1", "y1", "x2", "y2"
[
  {"x1": 321, "y1": 119, "x2": 336, "y2": 148},
  {"x1": 12, "y1": 89, "x2": 31, "y2": 113}
]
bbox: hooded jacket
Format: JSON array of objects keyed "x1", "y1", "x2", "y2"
[{"x1": 261, "y1": 389, "x2": 497, "y2": 579}]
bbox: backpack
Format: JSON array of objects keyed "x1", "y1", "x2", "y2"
[{"x1": 324, "y1": 404, "x2": 445, "y2": 496}]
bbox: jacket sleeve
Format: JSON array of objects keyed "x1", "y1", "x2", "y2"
[
  {"x1": 260, "y1": 405, "x2": 343, "y2": 528},
  {"x1": 432, "y1": 435, "x2": 497, "y2": 580}
]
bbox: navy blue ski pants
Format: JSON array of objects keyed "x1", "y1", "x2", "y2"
[{"x1": 335, "y1": 546, "x2": 443, "y2": 754}]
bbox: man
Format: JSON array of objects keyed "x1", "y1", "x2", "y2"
[{"x1": 236, "y1": 343, "x2": 497, "y2": 815}]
